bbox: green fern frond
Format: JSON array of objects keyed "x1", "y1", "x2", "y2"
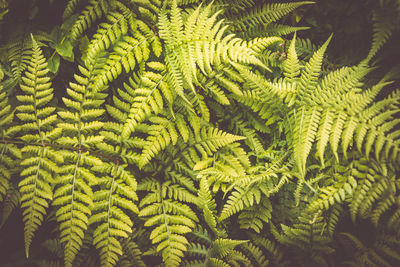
[
  {"x1": 0, "y1": 184, "x2": 21, "y2": 228},
  {"x1": 308, "y1": 173, "x2": 357, "y2": 212},
  {"x1": 89, "y1": 163, "x2": 138, "y2": 267},
  {"x1": 297, "y1": 34, "x2": 332, "y2": 103},
  {"x1": 250, "y1": 234, "x2": 290, "y2": 267},
  {"x1": 84, "y1": 6, "x2": 133, "y2": 65},
  {"x1": 366, "y1": 9, "x2": 396, "y2": 62},
  {"x1": 91, "y1": 31, "x2": 150, "y2": 92},
  {"x1": 69, "y1": 0, "x2": 112, "y2": 43},
  {"x1": 276, "y1": 35, "x2": 400, "y2": 177},
  {"x1": 191, "y1": 126, "x2": 245, "y2": 159},
  {"x1": 117, "y1": 233, "x2": 146, "y2": 267},
  {"x1": 339, "y1": 232, "x2": 400, "y2": 267},
  {"x1": 232, "y1": 1, "x2": 314, "y2": 33},
  {"x1": 7, "y1": 31, "x2": 49, "y2": 83},
  {"x1": 0, "y1": 78, "x2": 21, "y2": 201},
  {"x1": 240, "y1": 242, "x2": 269, "y2": 267},
  {"x1": 63, "y1": 0, "x2": 86, "y2": 20},
  {"x1": 295, "y1": 37, "x2": 318, "y2": 60},
  {"x1": 139, "y1": 179, "x2": 198, "y2": 267},
  {"x1": 237, "y1": 23, "x2": 309, "y2": 39},
  {"x1": 220, "y1": 185, "x2": 261, "y2": 221},
  {"x1": 54, "y1": 58, "x2": 107, "y2": 266},
  {"x1": 209, "y1": 238, "x2": 248, "y2": 259},
  {"x1": 279, "y1": 211, "x2": 334, "y2": 262},
  {"x1": 238, "y1": 197, "x2": 272, "y2": 233},
  {"x1": 159, "y1": 1, "x2": 269, "y2": 104},
  {"x1": 284, "y1": 33, "x2": 300, "y2": 82},
  {"x1": 137, "y1": 113, "x2": 184, "y2": 168},
  {"x1": 197, "y1": 176, "x2": 217, "y2": 233},
  {"x1": 348, "y1": 158, "x2": 397, "y2": 223},
  {"x1": 15, "y1": 36, "x2": 61, "y2": 258},
  {"x1": 121, "y1": 64, "x2": 170, "y2": 139},
  {"x1": 292, "y1": 105, "x2": 322, "y2": 177}
]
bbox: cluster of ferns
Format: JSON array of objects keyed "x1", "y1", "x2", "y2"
[{"x1": 0, "y1": 0, "x2": 399, "y2": 266}]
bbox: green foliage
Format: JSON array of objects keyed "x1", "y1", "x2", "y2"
[
  {"x1": 15, "y1": 36, "x2": 61, "y2": 257},
  {"x1": 0, "y1": 0, "x2": 399, "y2": 266}
]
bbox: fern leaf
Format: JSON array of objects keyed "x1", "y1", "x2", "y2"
[
  {"x1": 69, "y1": 0, "x2": 111, "y2": 43},
  {"x1": 121, "y1": 67, "x2": 169, "y2": 139},
  {"x1": 292, "y1": 106, "x2": 321, "y2": 177},
  {"x1": 90, "y1": 163, "x2": 138, "y2": 267},
  {"x1": 298, "y1": 35, "x2": 332, "y2": 103},
  {"x1": 238, "y1": 197, "x2": 272, "y2": 233},
  {"x1": 0, "y1": 80, "x2": 21, "y2": 202},
  {"x1": 54, "y1": 59, "x2": 106, "y2": 266},
  {"x1": 233, "y1": 2, "x2": 314, "y2": 32},
  {"x1": 63, "y1": 0, "x2": 85, "y2": 20},
  {"x1": 139, "y1": 181, "x2": 198, "y2": 266},
  {"x1": 84, "y1": 8, "x2": 132, "y2": 65},
  {"x1": 92, "y1": 33, "x2": 150, "y2": 92},
  {"x1": 283, "y1": 33, "x2": 300, "y2": 82},
  {"x1": 15, "y1": 36, "x2": 61, "y2": 257},
  {"x1": 220, "y1": 185, "x2": 261, "y2": 221}
]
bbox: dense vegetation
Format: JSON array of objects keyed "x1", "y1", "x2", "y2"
[{"x1": 0, "y1": 0, "x2": 399, "y2": 266}]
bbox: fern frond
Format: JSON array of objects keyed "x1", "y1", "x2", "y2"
[
  {"x1": 63, "y1": 0, "x2": 86, "y2": 20},
  {"x1": 308, "y1": 174, "x2": 357, "y2": 212},
  {"x1": 209, "y1": 238, "x2": 248, "y2": 259},
  {"x1": 0, "y1": 184, "x2": 21, "y2": 228},
  {"x1": 339, "y1": 232, "x2": 400, "y2": 267},
  {"x1": 284, "y1": 33, "x2": 300, "y2": 82},
  {"x1": 238, "y1": 197, "x2": 272, "y2": 233},
  {"x1": 279, "y1": 211, "x2": 335, "y2": 262},
  {"x1": 348, "y1": 159, "x2": 397, "y2": 223},
  {"x1": 7, "y1": 31, "x2": 49, "y2": 83},
  {"x1": 89, "y1": 163, "x2": 138, "y2": 267},
  {"x1": 15, "y1": 36, "x2": 61, "y2": 257},
  {"x1": 117, "y1": 233, "x2": 146, "y2": 267},
  {"x1": 137, "y1": 114, "x2": 183, "y2": 168},
  {"x1": 240, "y1": 242, "x2": 269, "y2": 267},
  {"x1": 91, "y1": 32, "x2": 150, "y2": 92},
  {"x1": 233, "y1": 2, "x2": 314, "y2": 32},
  {"x1": 84, "y1": 7, "x2": 133, "y2": 65},
  {"x1": 366, "y1": 10, "x2": 395, "y2": 62},
  {"x1": 159, "y1": 1, "x2": 269, "y2": 104},
  {"x1": 121, "y1": 65, "x2": 169, "y2": 139},
  {"x1": 250, "y1": 234, "x2": 290, "y2": 267},
  {"x1": 297, "y1": 34, "x2": 332, "y2": 103},
  {"x1": 292, "y1": 106, "x2": 321, "y2": 177},
  {"x1": 197, "y1": 176, "x2": 217, "y2": 233},
  {"x1": 139, "y1": 179, "x2": 198, "y2": 267},
  {"x1": 69, "y1": 0, "x2": 111, "y2": 43},
  {"x1": 220, "y1": 185, "x2": 262, "y2": 221},
  {"x1": 0, "y1": 79, "x2": 21, "y2": 201},
  {"x1": 54, "y1": 58, "x2": 107, "y2": 266}
]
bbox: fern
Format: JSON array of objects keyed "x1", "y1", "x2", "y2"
[
  {"x1": 63, "y1": 0, "x2": 85, "y2": 20},
  {"x1": 138, "y1": 178, "x2": 199, "y2": 266},
  {"x1": 268, "y1": 35, "x2": 400, "y2": 178},
  {"x1": 276, "y1": 211, "x2": 335, "y2": 266},
  {"x1": 121, "y1": 64, "x2": 170, "y2": 138},
  {"x1": 1, "y1": 1, "x2": 399, "y2": 266},
  {"x1": 13, "y1": 36, "x2": 62, "y2": 258},
  {"x1": 89, "y1": 163, "x2": 139, "y2": 267},
  {"x1": 0, "y1": 70, "x2": 21, "y2": 202},
  {"x1": 69, "y1": 0, "x2": 112, "y2": 43},
  {"x1": 158, "y1": 0, "x2": 269, "y2": 104},
  {"x1": 6, "y1": 31, "x2": 49, "y2": 83},
  {"x1": 339, "y1": 232, "x2": 400, "y2": 267},
  {"x1": 53, "y1": 57, "x2": 107, "y2": 266},
  {"x1": 0, "y1": 184, "x2": 21, "y2": 228},
  {"x1": 230, "y1": 1, "x2": 314, "y2": 38}
]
